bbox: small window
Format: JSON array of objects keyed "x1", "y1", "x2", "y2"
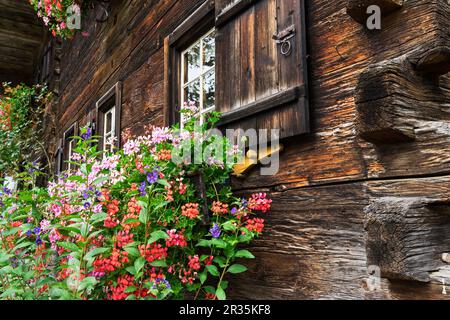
[
  {"x1": 102, "y1": 106, "x2": 116, "y2": 153},
  {"x1": 61, "y1": 122, "x2": 78, "y2": 172},
  {"x1": 96, "y1": 82, "x2": 122, "y2": 152},
  {"x1": 39, "y1": 42, "x2": 52, "y2": 84},
  {"x1": 164, "y1": 0, "x2": 215, "y2": 126},
  {"x1": 180, "y1": 29, "x2": 216, "y2": 124}
]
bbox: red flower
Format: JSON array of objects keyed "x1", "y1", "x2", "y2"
[
  {"x1": 166, "y1": 229, "x2": 187, "y2": 247},
  {"x1": 211, "y1": 201, "x2": 228, "y2": 215},
  {"x1": 108, "y1": 275, "x2": 148, "y2": 300},
  {"x1": 121, "y1": 198, "x2": 141, "y2": 230},
  {"x1": 245, "y1": 218, "x2": 265, "y2": 234},
  {"x1": 247, "y1": 193, "x2": 272, "y2": 213},
  {"x1": 204, "y1": 255, "x2": 214, "y2": 266},
  {"x1": 156, "y1": 149, "x2": 172, "y2": 161},
  {"x1": 181, "y1": 203, "x2": 200, "y2": 219},
  {"x1": 138, "y1": 243, "x2": 168, "y2": 263},
  {"x1": 116, "y1": 230, "x2": 134, "y2": 248},
  {"x1": 188, "y1": 255, "x2": 201, "y2": 271}
]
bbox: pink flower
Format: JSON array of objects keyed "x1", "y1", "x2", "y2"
[
  {"x1": 51, "y1": 204, "x2": 62, "y2": 217},
  {"x1": 93, "y1": 204, "x2": 103, "y2": 214}
]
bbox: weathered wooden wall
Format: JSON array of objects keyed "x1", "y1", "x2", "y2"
[{"x1": 47, "y1": 0, "x2": 450, "y2": 299}]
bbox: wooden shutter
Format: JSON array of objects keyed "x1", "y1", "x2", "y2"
[{"x1": 215, "y1": 0, "x2": 309, "y2": 139}]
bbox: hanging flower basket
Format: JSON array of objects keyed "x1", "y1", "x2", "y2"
[{"x1": 29, "y1": 0, "x2": 108, "y2": 38}]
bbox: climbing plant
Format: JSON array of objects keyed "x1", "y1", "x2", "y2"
[{"x1": 0, "y1": 83, "x2": 50, "y2": 178}]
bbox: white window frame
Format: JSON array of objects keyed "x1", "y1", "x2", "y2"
[
  {"x1": 180, "y1": 28, "x2": 215, "y2": 125},
  {"x1": 63, "y1": 123, "x2": 77, "y2": 172},
  {"x1": 102, "y1": 106, "x2": 116, "y2": 154}
]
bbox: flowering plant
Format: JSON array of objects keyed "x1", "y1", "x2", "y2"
[
  {"x1": 29, "y1": 0, "x2": 91, "y2": 38},
  {"x1": 0, "y1": 83, "x2": 49, "y2": 177},
  {"x1": 0, "y1": 104, "x2": 271, "y2": 300}
]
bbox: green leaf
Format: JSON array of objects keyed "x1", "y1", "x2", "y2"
[
  {"x1": 139, "y1": 207, "x2": 148, "y2": 224},
  {"x1": 84, "y1": 247, "x2": 108, "y2": 261},
  {"x1": 227, "y1": 264, "x2": 247, "y2": 274},
  {"x1": 153, "y1": 200, "x2": 170, "y2": 212},
  {"x1": 213, "y1": 256, "x2": 227, "y2": 268},
  {"x1": 134, "y1": 257, "x2": 146, "y2": 274},
  {"x1": 126, "y1": 266, "x2": 136, "y2": 276},
  {"x1": 222, "y1": 221, "x2": 236, "y2": 232},
  {"x1": 216, "y1": 286, "x2": 226, "y2": 300},
  {"x1": 12, "y1": 241, "x2": 33, "y2": 252},
  {"x1": 147, "y1": 230, "x2": 169, "y2": 244},
  {"x1": 196, "y1": 239, "x2": 212, "y2": 248},
  {"x1": 211, "y1": 238, "x2": 227, "y2": 249},
  {"x1": 124, "y1": 246, "x2": 140, "y2": 257},
  {"x1": 92, "y1": 176, "x2": 109, "y2": 186},
  {"x1": 199, "y1": 271, "x2": 207, "y2": 284},
  {"x1": 206, "y1": 265, "x2": 220, "y2": 277},
  {"x1": 90, "y1": 212, "x2": 107, "y2": 224},
  {"x1": 124, "y1": 286, "x2": 137, "y2": 293},
  {"x1": 66, "y1": 175, "x2": 84, "y2": 182},
  {"x1": 150, "y1": 260, "x2": 167, "y2": 267},
  {"x1": 78, "y1": 277, "x2": 97, "y2": 291},
  {"x1": 204, "y1": 286, "x2": 215, "y2": 294},
  {"x1": 220, "y1": 281, "x2": 228, "y2": 290},
  {"x1": 57, "y1": 241, "x2": 80, "y2": 252},
  {"x1": 234, "y1": 250, "x2": 255, "y2": 259},
  {"x1": 157, "y1": 179, "x2": 171, "y2": 188}
]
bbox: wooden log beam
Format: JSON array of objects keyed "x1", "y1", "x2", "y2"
[
  {"x1": 414, "y1": 46, "x2": 450, "y2": 76},
  {"x1": 355, "y1": 57, "x2": 417, "y2": 143},
  {"x1": 355, "y1": 50, "x2": 450, "y2": 144},
  {"x1": 346, "y1": 0, "x2": 403, "y2": 24},
  {"x1": 364, "y1": 196, "x2": 450, "y2": 282}
]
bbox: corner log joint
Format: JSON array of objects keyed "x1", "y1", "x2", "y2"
[
  {"x1": 346, "y1": 0, "x2": 403, "y2": 24},
  {"x1": 364, "y1": 197, "x2": 450, "y2": 283}
]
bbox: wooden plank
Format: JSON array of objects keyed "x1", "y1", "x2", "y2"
[
  {"x1": 168, "y1": 0, "x2": 214, "y2": 45},
  {"x1": 218, "y1": 86, "x2": 302, "y2": 125},
  {"x1": 215, "y1": 0, "x2": 262, "y2": 27}
]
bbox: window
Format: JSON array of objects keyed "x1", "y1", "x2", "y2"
[
  {"x1": 213, "y1": 0, "x2": 309, "y2": 139},
  {"x1": 180, "y1": 29, "x2": 215, "y2": 124},
  {"x1": 102, "y1": 106, "x2": 116, "y2": 153},
  {"x1": 96, "y1": 82, "x2": 122, "y2": 152},
  {"x1": 164, "y1": 0, "x2": 215, "y2": 125},
  {"x1": 38, "y1": 41, "x2": 52, "y2": 85},
  {"x1": 61, "y1": 122, "x2": 78, "y2": 172}
]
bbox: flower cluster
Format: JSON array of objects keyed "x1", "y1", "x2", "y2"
[
  {"x1": 29, "y1": 0, "x2": 91, "y2": 38},
  {"x1": 0, "y1": 105, "x2": 271, "y2": 300}
]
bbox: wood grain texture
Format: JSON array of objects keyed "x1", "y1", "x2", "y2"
[
  {"x1": 0, "y1": 0, "x2": 46, "y2": 84},
  {"x1": 41, "y1": 0, "x2": 450, "y2": 299},
  {"x1": 346, "y1": 0, "x2": 403, "y2": 24}
]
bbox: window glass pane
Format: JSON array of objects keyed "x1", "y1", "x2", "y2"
[
  {"x1": 202, "y1": 31, "x2": 215, "y2": 69},
  {"x1": 105, "y1": 111, "x2": 112, "y2": 133},
  {"x1": 203, "y1": 70, "x2": 215, "y2": 109},
  {"x1": 184, "y1": 79, "x2": 200, "y2": 104},
  {"x1": 184, "y1": 43, "x2": 201, "y2": 83}
]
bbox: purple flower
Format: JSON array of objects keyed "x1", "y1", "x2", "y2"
[
  {"x1": 26, "y1": 230, "x2": 32, "y2": 237},
  {"x1": 81, "y1": 127, "x2": 92, "y2": 140},
  {"x1": 241, "y1": 198, "x2": 248, "y2": 208},
  {"x1": 84, "y1": 202, "x2": 91, "y2": 209},
  {"x1": 231, "y1": 207, "x2": 238, "y2": 215},
  {"x1": 33, "y1": 227, "x2": 41, "y2": 235},
  {"x1": 152, "y1": 278, "x2": 171, "y2": 290},
  {"x1": 210, "y1": 223, "x2": 221, "y2": 239},
  {"x1": 139, "y1": 181, "x2": 147, "y2": 196},
  {"x1": 83, "y1": 191, "x2": 90, "y2": 200},
  {"x1": 35, "y1": 236, "x2": 42, "y2": 246},
  {"x1": 3, "y1": 187, "x2": 11, "y2": 195},
  {"x1": 147, "y1": 170, "x2": 159, "y2": 184}
]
